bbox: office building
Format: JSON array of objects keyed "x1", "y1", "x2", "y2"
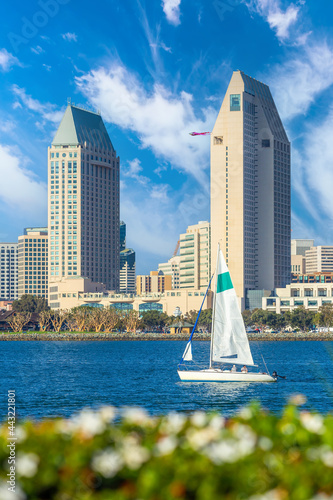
[
  {"x1": 0, "y1": 243, "x2": 18, "y2": 300},
  {"x1": 48, "y1": 103, "x2": 120, "y2": 305},
  {"x1": 179, "y1": 221, "x2": 211, "y2": 290},
  {"x1": 306, "y1": 246, "x2": 333, "y2": 273},
  {"x1": 120, "y1": 249, "x2": 136, "y2": 293},
  {"x1": 158, "y1": 255, "x2": 180, "y2": 289},
  {"x1": 291, "y1": 239, "x2": 314, "y2": 275},
  {"x1": 119, "y1": 221, "x2": 136, "y2": 293},
  {"x1": 18, "y1": 227, "x2": 48, "y2": 299},
  {"x1": 211, "y1": 71, "x2": 291, "y2": 309},
  {"x1": 136, "y1": 271, "x2": 172, "y2": 295}
]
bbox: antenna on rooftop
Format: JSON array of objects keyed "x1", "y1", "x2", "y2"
[{"x1": 67, "y1": 97, "x2": 72, "y2": 106}]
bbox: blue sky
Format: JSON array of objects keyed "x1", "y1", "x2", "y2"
[{"x1": 1, "y1": 0, "x2": 333, "y2": 274}]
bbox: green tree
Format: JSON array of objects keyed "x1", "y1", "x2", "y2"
[
  {"x1": 140, "y1": 310, "x2": 169, "y2": 329},
  {"x1": 314, "y1": 303, "x2": 333, "y2": 330},
  {"x1": 251, "y1": 309, "x2": 268, "y2": 330},
  {"x1": 242, "y1": 309, "x2": 252, "y2": 328},
  {"x1": 198, "y1": 309, "x2": 212, "y2": 331},
  {"x1": 12, "y1": 294, "x2": 49, "y2": 313},
  {"x1": 290, "y1": 307, "x2": 315, "y2": 332}
]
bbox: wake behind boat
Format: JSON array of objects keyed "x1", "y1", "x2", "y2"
[{"x1": 177, "y1": 246, "x2": 277, "y2": 383}]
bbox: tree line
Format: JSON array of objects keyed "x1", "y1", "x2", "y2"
[
  {"x1": 242, "y1": 304, "x2": 333, "y2": 332},
  {"x1": 3, "y1": 295, "x2": 213, "y2": 334},
  {"x1": 5, "y1": 294, "x2": 333, "y2": 333}
]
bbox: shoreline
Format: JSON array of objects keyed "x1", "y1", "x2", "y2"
[{"x1": 1, "y1": 331, "x2": 333, "y2": 341}]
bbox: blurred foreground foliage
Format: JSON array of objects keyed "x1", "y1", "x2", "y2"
[{"x1": 1, "y1": 402, "x2": 333, "y2": 500}]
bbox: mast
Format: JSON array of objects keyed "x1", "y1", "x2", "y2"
[{"x1": 209, "y1": 243, "x2": 220, "y2": 368}]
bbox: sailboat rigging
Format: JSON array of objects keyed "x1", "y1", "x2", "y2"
[{"x1": 177, "y1": 245, "x2": 277, "y2": 382}]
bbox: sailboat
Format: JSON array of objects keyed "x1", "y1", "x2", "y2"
[{"x1": 177, "y1": 246, "x2": 276, "y2": 382}]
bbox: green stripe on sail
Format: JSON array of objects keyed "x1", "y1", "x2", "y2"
[{"x1": 216, "y1": 272, "x2": 233, "y2": 293}]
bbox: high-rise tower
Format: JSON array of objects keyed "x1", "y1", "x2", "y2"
[
  {"x1": 48, "y1": 104, "x2": 120, "y2": 292},
  {"x1": 210, "y1": 71, "x2": 291, "y2": 309}
]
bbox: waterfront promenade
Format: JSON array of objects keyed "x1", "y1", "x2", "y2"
[{"x1": 1, "y1": 331, "x2": 333, "y2": 341}]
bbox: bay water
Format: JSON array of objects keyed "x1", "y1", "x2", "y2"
[{"x1": 0, "y1": 340, "x2": 332, "y2": 420}]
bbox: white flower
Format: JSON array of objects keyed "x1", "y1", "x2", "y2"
[
  {"x1": 15, "y1": 426, "x2": 27, "y2": 443},
  {"x1": 289, "y1": 394, "x2": 307, "y2": 406},
  {"x1": 99, "y1": 406, "x2": 117, "y2": 423},
  {"x1": 16, "y1": 452, "x2": 39, "y2": 478},
  {"x1": 72, "y1": 410, "x2": 106, "y2": 438},
  {"x1": 249, "y1": 489, "x2": 284, "y2": 500},
  {"x1": 186, "y1": 427, "x2": 219, "y2": 450},
  {"x1": 209, "y1": 415, "x2": 225, "y2": 431},
  {"x1": 122, "y1": 407, "x2": 151, "y2": 425},
  {"x1": 321, "y1": 448, "x2": 333, "y2": 468},
  {"x1": 300, "y1": 413, "x2": 324, "y2": 434},
  {"x1": 121, "y1": 435, "x2": 150, "y2": 469},
  {"x1": 154, "y1": 436, "x2": 178, "y2": 456},
  {"x1": 258, "y1": 437, "x2": 273, "y2": 451},
  {"x1": 161, "y1": 412, "x2": 186, "y2": 434},
  {"x1": 0, "y1": 481, "x2": 26, "y2": 500},
  {"x1": 190, "y1": 411, "x2": 207, "y2": 427},
  {"x1": 92, "y1": 449, "x2": 123, "y2": 478},
  {"x1": 238, "y1": 407, "x2": 253, "y2": 420}
]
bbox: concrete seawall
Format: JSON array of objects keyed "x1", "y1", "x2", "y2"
[{"x1": 1, "y1": 331, "x2": 333, "y2": 341}]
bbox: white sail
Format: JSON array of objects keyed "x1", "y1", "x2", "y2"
[
  {"x1": 182, "y1": 341, "x2": 193, "y2": 361},
  {"x1": 211, "y1": 249, "x2": 254, "y2": 366}
]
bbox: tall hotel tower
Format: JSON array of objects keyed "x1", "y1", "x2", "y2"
[
  {"x1": 48, "y1": 104, "x2": 120, "y2": 292},
  {"x1": 211, "y1": 71, "x2": 291, "y2": 309}
]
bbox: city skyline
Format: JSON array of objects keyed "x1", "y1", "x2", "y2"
[{"x1": 1, "y1": 1, "x2": 333, "y2": 274}]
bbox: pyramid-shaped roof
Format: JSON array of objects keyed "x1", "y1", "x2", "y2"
[{"x1": 52, "y1": 105, "x2": 114, "y2": 151}]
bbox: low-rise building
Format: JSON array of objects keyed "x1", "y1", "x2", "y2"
[
  {"x1": 48, "y1": 277, "x2": 212, "y2": 315},
  {"x1": 158, "y1": 256, "x2": 180, "y2": 289},
  {"x1": 262, "y1": 279, "x2": 333, "y2": 313},
  {"x1": 136, "y1": 271, "x2": 172, "y2": 295},
  {"x1": 305, "y1": 246, "x2": 333, "y2": 273}
]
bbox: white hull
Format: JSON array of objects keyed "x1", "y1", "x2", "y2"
[{"x1": 177, "y1": 368, "x2": 276, "y2": 382}]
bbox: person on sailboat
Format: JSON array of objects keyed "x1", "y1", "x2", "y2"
[
  {"x1": 231, "y1": 365, "x2": 237, "y2": 373},
  {"x1": 241, "y1": 365, "x2": 248, "y2": 373}
]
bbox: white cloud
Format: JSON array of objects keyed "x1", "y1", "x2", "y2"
[
  {"x1": 62, "y1": 32, "x2": 78, "y2": 42},
  {"x1": 246, "y1": 0, "x2": 300, "y2": 42},
  {"x1": 11, "y1": 85, "x2": 64, "y2": 125},
  {"x1": 75, "y1": 62, "x2": 216, "y2": 185},
  {"x1": 269, "y1": 42, "x2": 333, "y2": 121},
  {"x1": 123, "y1": 158, "x2": 150, "y2": 185},
  {"x1": 162, "y1": 0, "x2": 182, "y2": 26},
  {"x1": 0, "y1": 144, "x2": 47, "y2": 217},
  {"x1": 31, "y1": 45, "x2": 44, "y2": 55},
  {"x1": 301, "y1": 108, "x2": 333, "y2": 219},
  {"x1": 0, "y1": 48, "x2": 20, "y2": 71}
]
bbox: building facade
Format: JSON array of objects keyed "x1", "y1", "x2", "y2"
[
  {"x1": 119, "y1": 221, "x2": 136, "y2": 293},
  {"x1": 0, "y1": 243, "x2": 18, "y2": 301},
  {"x1": 179, "y1": 221, "x2": 211, "y2": 290},
  {"x1": 136, "y1": 271, "x2": 172, "y2": 295},
  {"x1": 18, "y1": 228, "x2": 48, "y2": 299},
  {"x1": 48, "y1": 104, "x2": 120, "y2": 306},
  {"x1": 120, "y1": 249, "x2": 136, "y2": 293},
  {"x1": 158, "y1": 255, "x2": 180, "y2": 289},
  {"x1": 210, "y1": 71, "x2": 291, "y2": 309},
  {"x1": 48, "y1": 277, "x2": 213, "y2": 315},
  {"x1": 305, "y1": 246, "x2": 333, "y2": 274}
]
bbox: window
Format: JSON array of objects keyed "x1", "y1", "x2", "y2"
[
  {"x1": 230, "y1": 94, "x2": 241, "y2": 111},
  {"x1": 262, "y1": 139, "x2": 270, "y2": 148}
]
